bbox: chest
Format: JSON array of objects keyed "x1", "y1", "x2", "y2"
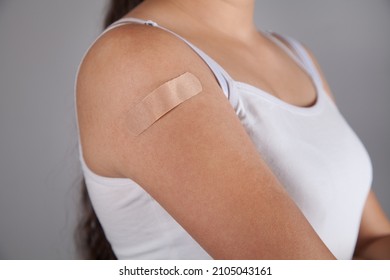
[
  {"x1": 235, "y1": 90, "x2": 372, "y2": 259},
  {"x1": 192, "y1": 33, "x2": 318, "y2": 108}
]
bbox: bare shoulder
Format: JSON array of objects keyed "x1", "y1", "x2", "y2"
[
  {"x1": 76, "y1": 23, "x2": 224, "y2": 177},
  {"x1": 76, "y1": 24, "x2": 335, "y2": 259},
  {"x1": 77, "y1": 23, "x2": 218, "y2": 99}
]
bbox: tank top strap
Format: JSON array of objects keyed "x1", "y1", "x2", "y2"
[
  {"x1": 265, "y1": 32, "x2": 324, "y2": 89},
  {"x1": 107, "y1": 17, "x2": 239, "y2": 109}
]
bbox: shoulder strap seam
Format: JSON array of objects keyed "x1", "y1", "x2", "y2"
[
  {"x1": 268, "y1": 32, "x2": 323, "y2": 86},
  {"x1": 104, "y1": 17, "x2": 236, "y2": 107}
]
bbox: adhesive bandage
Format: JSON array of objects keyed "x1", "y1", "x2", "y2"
[{"x1": 127, "y1": 72, "x2": 203, "y2": 136}]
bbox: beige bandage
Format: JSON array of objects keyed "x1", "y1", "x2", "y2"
[{"x1": 127, "y1": 72, "x2": 203, "y2": 136}]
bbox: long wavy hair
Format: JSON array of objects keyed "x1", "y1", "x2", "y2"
[{"x1": 76, "y1": 0, "x2": 144, "y2": 260}]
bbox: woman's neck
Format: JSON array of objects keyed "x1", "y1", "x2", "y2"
[{"x1": 131, "y1": 0, "x2": 257, "y2": 41}]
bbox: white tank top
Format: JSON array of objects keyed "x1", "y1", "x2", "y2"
[{"x1": 75, "y1": 18, "x2": 372, "y2": 259}]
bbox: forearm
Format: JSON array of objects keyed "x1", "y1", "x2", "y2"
[{"x1": 354, "y1": 235, "x2": 390, "y2": 260}]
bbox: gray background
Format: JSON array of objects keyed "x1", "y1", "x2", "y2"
[{"x1": 0, "y1": 0, "x2": 389, "y2": 259}]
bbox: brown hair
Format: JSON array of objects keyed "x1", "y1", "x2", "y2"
[
  {"x1": 104, "y1": 0, "x2": 144, "y2": 28},
  {"x1": 76, "y1": 0, "x2": 144, "y2": 260}
]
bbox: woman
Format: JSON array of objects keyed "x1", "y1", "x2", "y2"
[{"x1": 75, "y1": 0, "x2": 390, "y2": 259}]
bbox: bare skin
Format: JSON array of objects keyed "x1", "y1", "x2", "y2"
[{"x1": 76, "y1": 0, "x2": 390, "y2": 259}]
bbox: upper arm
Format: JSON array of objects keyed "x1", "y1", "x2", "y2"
[{"x1": 76, "y1": 25, "x2": 334, "y2": 259}]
